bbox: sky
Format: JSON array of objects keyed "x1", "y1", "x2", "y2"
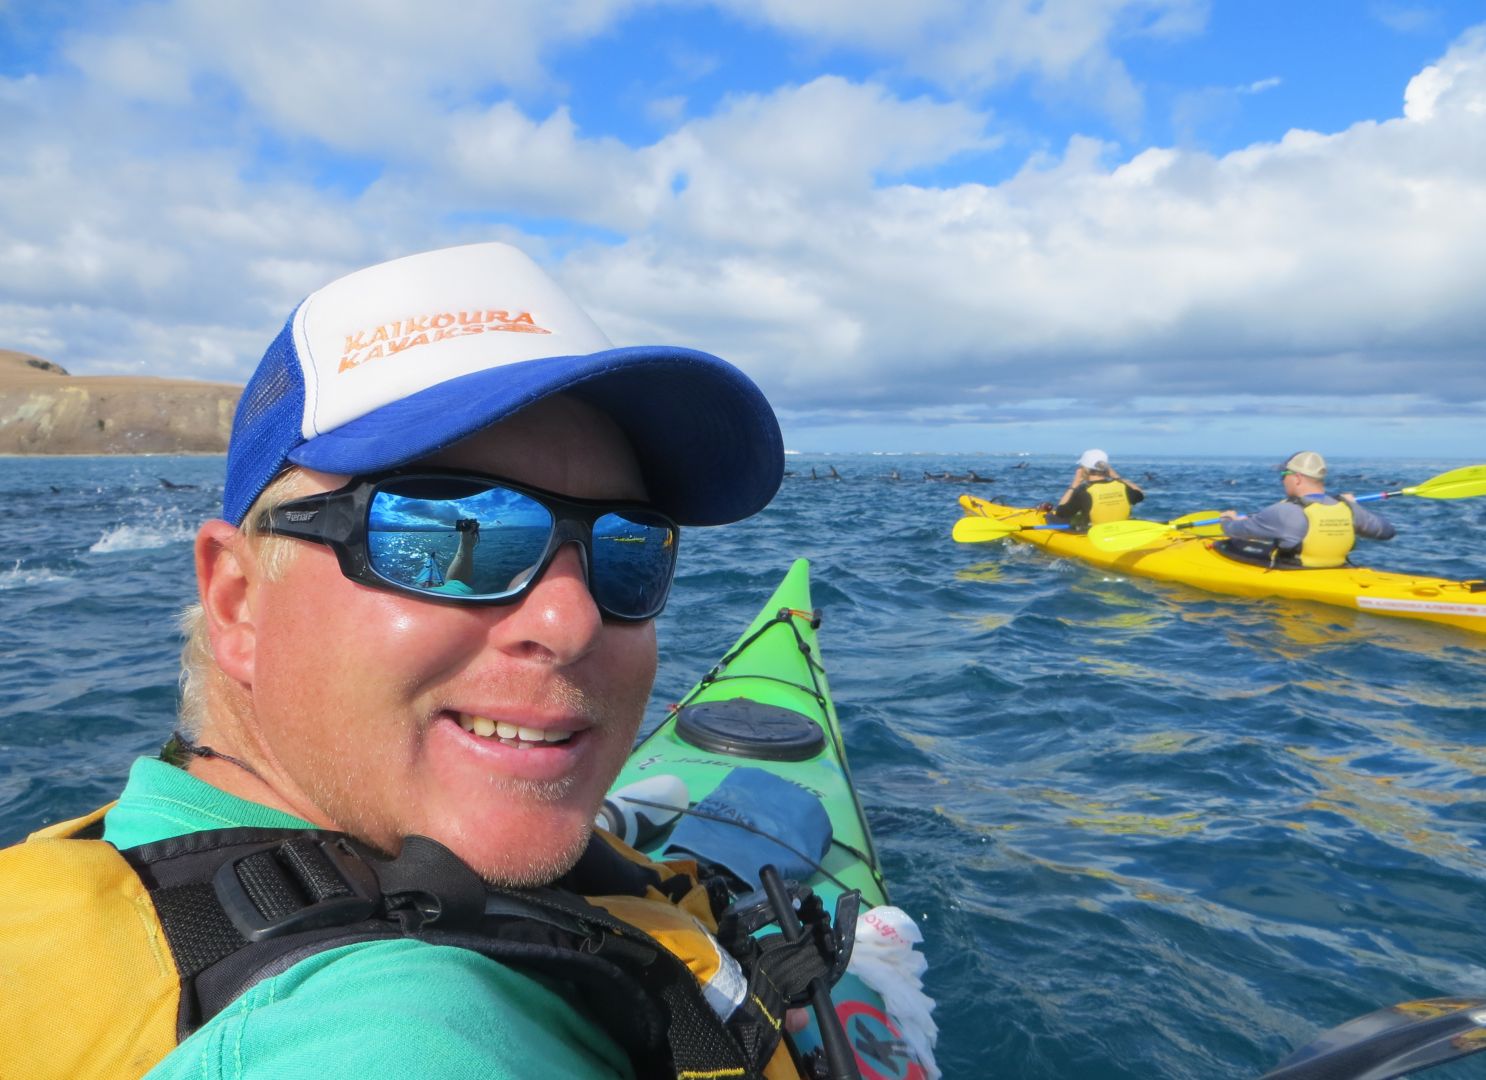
[{"x1": 1, "y1": 1, "x2": 1483, "y2": 458}]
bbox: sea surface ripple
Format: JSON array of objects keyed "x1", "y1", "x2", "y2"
[{"x1": 3, "y1": 452, "x2": 1485, "y2": 1079}]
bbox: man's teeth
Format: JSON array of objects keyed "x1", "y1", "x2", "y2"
[{"x1": 455, "y1": 713, "x2": 573, "y2": 747}]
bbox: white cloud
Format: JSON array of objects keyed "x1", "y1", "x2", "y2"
[
  {"x1": 566, "y1": 31, "x2": 1486, "y2": 421},
  {"x1": 1240, "y1": 77, "x2": 1281, "y2": 95},
  {"x1": 719, "y1": 0, "x2": 1210, "y2": 129},
  {"x1": 0, "y1": 4, "x2": 1482, "y2": 451},
  {"x1": 59, "y1": 0, "x2": 646, "y2": 153},
  {"x1": 1404, "y1": 25, "x2": 1486, "y2": 120}
]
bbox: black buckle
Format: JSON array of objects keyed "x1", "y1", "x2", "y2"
[{"x1": 215, "y1": 837, "x2": 380, "y2": 942}]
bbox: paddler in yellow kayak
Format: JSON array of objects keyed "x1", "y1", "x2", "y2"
[
  {"x1": 1218, "y1": 450, "x2": 1396, "y2": 568},
  {"x1": 1042, "y1": 448, "x2": 1146, "y2": 528}
]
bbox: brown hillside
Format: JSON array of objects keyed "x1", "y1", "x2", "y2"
[{"x1": 0, "y1": 350, "x2": 243, "y2": 454}]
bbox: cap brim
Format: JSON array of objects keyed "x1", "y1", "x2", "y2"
[{"x1": 287, "y1": 345, "x2": 783, "y2": 526}]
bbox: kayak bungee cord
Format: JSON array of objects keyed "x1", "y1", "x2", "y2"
[
  {"x1": 660, "y1": 604, "x2": 877, "y2": 875},
  {"x1": 672, "y1": 607, "x2": 831, "y2": 718}
]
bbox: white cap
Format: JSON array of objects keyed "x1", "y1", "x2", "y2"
[
  {"x1": 1280, "y1": 450, "x2": 1327, "y2": 480},
  {"x1": 1077, "y1": 449, "x2": 1109, "y2": 471},
  {"x1": 223, "y1": 242, "x2": 783, "y2": 526}
]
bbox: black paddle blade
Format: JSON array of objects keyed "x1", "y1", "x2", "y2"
[{"x1": 1260, "y1": 997, "x2": 1486, "y2": 1080}]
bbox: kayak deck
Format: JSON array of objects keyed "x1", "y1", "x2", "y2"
[
  {"x1": 612, "y1": 556, "x2": 885, "y2": 906},
  {"x1": 609, "y1": 559, "x2": 931, "y2": 1078},
  {"x1": 959, "y1": 496, "x2": 1486, "y2": 635}
]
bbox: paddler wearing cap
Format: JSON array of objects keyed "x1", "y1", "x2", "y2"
[
  {"x1": 1217, "y1": 450, "x2": 1396, "y2": 569},
  {"x1": 0, "y1": 244, "x2": 829, "y2": 1080},
  {"x1": 1045, "y1": 448, "x2": 1146, "y2": 528}
]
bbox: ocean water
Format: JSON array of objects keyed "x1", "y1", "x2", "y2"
[{"x1": 3, "y1": 451, "x2": 1485, "y2": 1079}]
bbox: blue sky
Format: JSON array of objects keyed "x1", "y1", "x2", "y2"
[{"x1": 1, "y1": 1, "x2": 1483, "y2": 457}]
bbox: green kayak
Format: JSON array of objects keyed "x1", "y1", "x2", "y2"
[{"x1": 607, "y1": 558, "x2": 935, "y2": 1080}]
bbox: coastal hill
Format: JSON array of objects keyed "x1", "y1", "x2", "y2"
[{"x1": 0, "y1": 349, "x2": 242, "y2": 454}]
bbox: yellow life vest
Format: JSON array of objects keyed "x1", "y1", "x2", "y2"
[
  {"x1": 1085, "y1": 479, "x2": 1133, "y2": 525},
  {"x1": 1298, "y1": 499, "x2": 1354, "y2": 568},
  {"x1": 0, "y1": 808, "x2": 804, "y2": 1080}
]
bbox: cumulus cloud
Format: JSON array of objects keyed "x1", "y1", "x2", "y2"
[
  {"x1": 570, "y1": 29, "x2": 1486, "y2": 424},
  {"x1": 0, "y1": 3, "x2": 1482, "y2": 450},
  {"x1": 719, "y1": 0, "x2": 1209, "y2": 129}
]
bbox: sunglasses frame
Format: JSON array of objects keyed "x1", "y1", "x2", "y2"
[{"x1": 257, "y1": 469, "x2": 680, "y2": 622}]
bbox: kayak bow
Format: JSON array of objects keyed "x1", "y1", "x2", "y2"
[{"x1": 609, "y1": 558, "x2": 935, "y2": 1079}]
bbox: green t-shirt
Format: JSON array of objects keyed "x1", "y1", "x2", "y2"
[{"x1": 106, "y1": 758, "x2": 634, "y2": 1080}]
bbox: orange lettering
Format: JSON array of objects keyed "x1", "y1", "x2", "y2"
[
  {"x1": 508, "y1": 311, "x2": 535, "y2": 325},
  {"x1": 343, "y1": 332, "x2": 366, "y2": 352},
  {"x1": 458, "y1": 311, "x2": 486, "y2": 325},
  {"x1": 432, "y1": 313, "x2": 454, "y2": 329},
  {"x1": 370, "y1": 326, "x2": 389, "y2": 344}
]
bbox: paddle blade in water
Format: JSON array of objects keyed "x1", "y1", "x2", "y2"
[
  {"x1": 1085, "y1": 519, "x2": 1177, "y2": 553},
  {"x1": 952, "y1": 516, "x2": 1018, "y2": 543},
  {"x1": 1404, "y1": 463, "x2": 1486, "y2": 500}
]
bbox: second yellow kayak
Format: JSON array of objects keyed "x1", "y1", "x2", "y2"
[{"x1": 958, "y1": 495, "x2": 1486, "y2": 636}]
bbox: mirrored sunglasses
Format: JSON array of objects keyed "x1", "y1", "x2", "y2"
[{"x1": 258, "y1": 470, "x2": 679, "y2": 621}]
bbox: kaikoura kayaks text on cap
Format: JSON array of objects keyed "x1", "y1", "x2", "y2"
[{"x1": 222, "y1": 242, "x2": 784, "y2": 527}]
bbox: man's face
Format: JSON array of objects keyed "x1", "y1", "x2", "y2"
[{"x1": 240, "y1": 396, "x2": 659, "y2": 884}]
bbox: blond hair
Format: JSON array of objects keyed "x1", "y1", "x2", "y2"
[{"x1": 176, "y1": 469, "x2": 315, "y2": 736}]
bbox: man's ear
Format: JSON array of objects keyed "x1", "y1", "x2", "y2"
[{"x1": 195, "y1": 520, "x2": 256, "y2": 687}]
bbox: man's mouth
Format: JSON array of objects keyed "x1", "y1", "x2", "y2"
[{"x1": 453, "y1": 711, "x2": 576, "y2": 749}]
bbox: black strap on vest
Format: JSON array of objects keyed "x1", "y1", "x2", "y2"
[{"x1": 121, "y1": 827, "x2": 846, "y2": 1079}]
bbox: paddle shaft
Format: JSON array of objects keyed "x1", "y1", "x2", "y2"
[{"x1": 760, "y1": 865, "x2": 861, "y2": 1080}]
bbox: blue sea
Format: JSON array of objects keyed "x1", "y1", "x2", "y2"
[{"x1": 3, "y1": 452, "x2": 1485, "y2": 1079}]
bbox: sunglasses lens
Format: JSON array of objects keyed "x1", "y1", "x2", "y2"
[
  {"x1": 362, "y1": 477, "x2": 677, "y2": 617},
  {"x1": 590, "y1": 512, "x2": 677, "y2": 618},
  {"x1": 368, "y1": 478, "x2": 553, "y2": 598}
]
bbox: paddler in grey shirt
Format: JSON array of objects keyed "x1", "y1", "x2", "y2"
[{"x1": 1218, "y1": 450, "x2": 1395, "y2": 569}]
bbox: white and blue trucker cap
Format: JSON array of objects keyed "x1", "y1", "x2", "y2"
[{"x1": 222, "y1": 242, "x2": 783, "y2": 526}]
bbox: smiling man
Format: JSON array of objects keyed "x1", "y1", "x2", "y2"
[{"x1": 2, "y1": 243, "x2": 789, "y2": 1079}]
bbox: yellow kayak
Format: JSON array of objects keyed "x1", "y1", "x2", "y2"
[{"x1": 958, "y1": 495, "x2": 1486, "y2": 636}]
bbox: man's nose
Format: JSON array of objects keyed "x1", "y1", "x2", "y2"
[{"x1": 493, "y1": 542, "x2": 603, "y2": 664}]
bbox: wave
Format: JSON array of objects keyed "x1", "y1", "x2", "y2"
[
  {"x1": 0, "y1": 560, "x2": 70, "y2": 589},
  {"x1": 89, "y1": 521, "x2": 196, "y2": 553}
]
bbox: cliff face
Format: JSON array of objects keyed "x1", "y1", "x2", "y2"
[{"x1": 0, "y1": 350, "x2": 242, "y2": 454}]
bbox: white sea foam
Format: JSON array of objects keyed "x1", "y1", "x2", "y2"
[
  {"x1": 0, "y1": 560, "x2": 69, "y2": 589},
  {"x1": 89, "y1": 521, "x2": 195, "y2": 553}
]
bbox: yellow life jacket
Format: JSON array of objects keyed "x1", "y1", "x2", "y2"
[
  {"x1": 0, "y1": 808, "x2": 807, "y2": 1080},
  {"x1": 1298, "y1": 498, "x2": 1354, "y2": 568},
  {"x1": 1085, "y1": 479, "x2": 1133, "y2": 525}
]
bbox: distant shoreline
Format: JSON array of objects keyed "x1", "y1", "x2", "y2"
[{"x1": 0, "y1": 451, "x2": 227, "y2": 458}]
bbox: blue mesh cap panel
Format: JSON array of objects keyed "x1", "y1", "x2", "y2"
[{"x1": 222, "y1": 313, "x2": 308, "y2": 525}]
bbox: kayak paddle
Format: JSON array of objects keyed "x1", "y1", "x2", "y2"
[
  {"x1": 1088, "y1": 464, "x2": 1486, "y2": 554},
  {"x1": 952, "y1": 516, "x2": 1070, "y2": 544},
  {"x1": 1086, "y1": 515, "x2": 1226, "y2": 553},
  {"x1": 1259, "y1": 995, "x2": 1486, "y2": 1080},
  {"x1": 1166, "y1": 510, "x2": 1225, "y2": 537},
  {"x1": 1349, "y1": 462, "x2": 1486, "y2": 502}
]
